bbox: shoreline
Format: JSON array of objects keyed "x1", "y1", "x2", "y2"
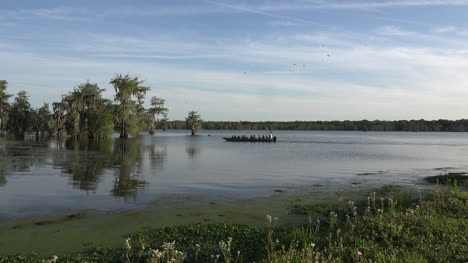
[{"x1": 0, "y1": 182, "x2": 433, "y2": 256}]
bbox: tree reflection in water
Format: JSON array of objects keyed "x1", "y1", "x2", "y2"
[
  {"x1": 185, "y1": 137, "x2": 201, "y2": 160},
  {"x1": 0, "y1": 135, "x2": 169, "y2": 198},
  {"x1": 62, "y1": 138, "x2": 113, "y2": 191},
  {"x1": 0, "y1": 141, "x2": 6, "y2": 186},
  {"x1": 0, "y1": 137, "x2": 50, "y2": 174},
  {"x1": 111, "y1": 138, "x2": 146, "y2": 198},
  {"x1": 61, "y1": 137, "x2": 148, "y2": 197},
  {"x1": 148, "y1": 143, "x2": 167, "y2": 170}
]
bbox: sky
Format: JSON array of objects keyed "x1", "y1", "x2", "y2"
[{"x1": 1, "y1": 0, "x2": 468, "y2": 121}]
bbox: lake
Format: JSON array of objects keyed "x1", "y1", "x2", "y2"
[{"x1": 1, "y1": 130, "x2": 467, "y2": 219}]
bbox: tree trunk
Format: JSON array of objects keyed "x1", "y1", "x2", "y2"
[{"x1": 120, "y1": 122, "x2": 128, "y2": 138}]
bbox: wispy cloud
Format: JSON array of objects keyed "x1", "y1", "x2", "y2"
[
  {"x1": 432, "y1": 26, "x2": 457, "y2": 33},
  {"x1": 377, "y1": 26, "x2": 416, "y2": 36},
  {"x1": 3, "y1": 0, "x2": 467, "y2": 23},
  {"x1": 299, "y1": 0, "x2": 468, "y2": 10},
  {"x1": 3, "y1": 1, "x2": 468, "y2": 120},
  {"x1": 204, "y1": 0, "x2": 319, "y2": 26},
  {"x1": 210, "y1": 0, "x2": 468, "y2": 13},
  {"x1": 270, "y1": 20, "x2": 304, "y2": 27},
  {"x1": 0, "y1": 6, "x2": 91, "y2": 21},
  {"x1": 3, "y1": 24, "x2": 468, "y2": 120}
]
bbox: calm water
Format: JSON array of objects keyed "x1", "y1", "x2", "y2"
[{"x1": 1, "y1": 130, "x2": 468, "y2": 218}]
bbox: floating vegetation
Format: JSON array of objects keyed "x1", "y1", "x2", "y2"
[
  {"x1": 289, "y1": 198, "x2": 327, "y2": 215},
  {"x1": 356, "y1": 171, "x2": 384, "y2": 176},
  {"x1": 426, "y1": 172, "x2": 468, "y2": 187},
  {"x1": 374, "y1": 185, "x2": 402, "y2": 195},
  {"x1": 433, "y1": 167, "x2": 456, "y2": 171},
  {"x1": 14, "y1": 213, "x2": 84, "y2": 229},
  {"x1": 3, "y1": 188, "x2": 466, "y2": 262}
]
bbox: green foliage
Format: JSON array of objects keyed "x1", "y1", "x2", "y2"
[
  {"x1": 1, "y1": 189, "x2": 467, "y2": 262},
  {"x1": 60, "y1": 82, "x2": 114, "y2": 139},
  {"x1": 52, "y1": 101, "x2": 66, "y2": 137},
  {"x1": 147, "y1": 96, "x2": 168, "y2": 134},
  {"x1": 111, "y1": 74, "x2": 150, "y2": 138},
  {"x1": 131, "y1": 224, "x2": 266, "y2": 262},
  {"x1": 426, "y1": 172, "x2": 468, "y2": 187},
  {"x1": 185, "y1": 111, "x2": 202, "y2": 135},
  {"x1": 288, "y1": 199, "x2": 326, "y2": 216},
  {"x1": 165, "y1": 119, "x2": 468, "y2": 132},
  {"x1": 6, "y1": 91, "x2": 32, "y2": 138},
  {"x1": 0, "y1": 80, "x2": 12, "y2": 132},
  {"x1": 30, "y1": 103, "x2": 53, "y2": 137}
]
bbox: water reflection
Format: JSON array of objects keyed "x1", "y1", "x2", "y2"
[
  {"x1": 148, "y1": 144, "x2": 167, "y2": 169},
  {"x1": 61, "y1": 138, "x2": 113, "y2": 191},
  {"x1": 0, "y1": 142, "x2": 6, "y2": 186},
  {"x1": 185, "y1": 137, "x2": 201, "y2": 159},
  {"x1": 60, "y1": 137, "x2": 151, "y2": 198},
  {"x1": 111, "y1": 138, "x2": 146, "y2": 198},
  {"x1": 0, "y1": 136, "x2": 168, "y2": 198},
  {"x1": 4, "y1": 131, "x2": 468, "y2": 218},
  {"x1": 0, "y1": 138, "x2": 50, "y2": 173}
]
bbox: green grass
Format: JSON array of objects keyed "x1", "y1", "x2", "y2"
[
  {"x1": 2, "y1": 187, "x2": 467, "y2": 263},
  {"x1": 426, "y1": 172, "x2": 468, "y2": 187}
]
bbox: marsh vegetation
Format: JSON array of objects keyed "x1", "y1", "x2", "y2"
[{"x1": 2, "y1": 186, "x2": 466, "y2": 262}]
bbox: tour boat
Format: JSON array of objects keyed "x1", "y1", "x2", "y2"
[{"x1": 223, "y1": 137, "x2": 277, "y2": 143}]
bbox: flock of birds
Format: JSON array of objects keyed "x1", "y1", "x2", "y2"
[{"x1": 241, "y1": 46, "x2": 335, "y2": 75}]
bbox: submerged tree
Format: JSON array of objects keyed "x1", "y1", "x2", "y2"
[
  {"x1": 111, "y1": 74, "x2": 150, "y2": 138},
  {"x1": 52, "y1": 101, "x2": 66, "y2": 137},
  {"x1": 0, "y1": 80, "x2": 12, "y2": 133},
  {"x1": 6, "y1": 91, "x2": 32, "y2": 138},
  {"x1": 185, "y1": 110, "x2": 202, "y2": 136},
  {"x1": 61, "y1": 82, "x2": 114, "y2": 139},
  {"x1": 31, "y1": 103, "x2": 53, "y2": 137},
  {"x1": 159, "y1": 114, "x2": 169, "y2": 131},
  {"x1": 147, "y1": 96, "x2": 168, "y2": 134}
]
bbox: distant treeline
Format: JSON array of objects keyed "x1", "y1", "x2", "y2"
[{"x1": 165, "y1": 119, "x2": 468, "y2": 132}]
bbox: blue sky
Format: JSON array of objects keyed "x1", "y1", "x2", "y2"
[{"x1": 1, "y1": 0, "x2": 468, "y2": 121}]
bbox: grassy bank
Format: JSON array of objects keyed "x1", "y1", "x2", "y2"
[{"x1": 2, "y1": 182, "x2": 466, "y2": 263}]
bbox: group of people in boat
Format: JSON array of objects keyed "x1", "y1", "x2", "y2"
[{"x1": 230, "y1": 132, "x2": 277, "y2": 142}]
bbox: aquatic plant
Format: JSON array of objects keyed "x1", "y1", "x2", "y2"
[{"x1": 1, "y1": 187, "x2": 466, "y2": 262}]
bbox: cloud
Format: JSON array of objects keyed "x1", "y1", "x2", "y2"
[
  {"x1": 2, "y1": 27, "x2": 468, "y2": 121},
  {"x1": 432, "y1": 26, "x2": 457, "y2": 33},
  {"x1": 270, "y1": 20, "x2": 304, "y2": 27},
  {"x1": 2, "y1": 1, "x2": 468, "y2": 121},
  {"x1": 377, "y1": 26, "x2": 416, "y2": 36},
  {"x1": 3, "y1": 0, "x2": 468, "y2": 25},
  {"x1": 213, "y1": 0, "x2": 468, "y2": 13},
  {"x1": 299, "y1": 0, "x2": 468, "y2": 10},
  {"x1": 0, "y1": 6, "x2": 91, "y2": 21}
]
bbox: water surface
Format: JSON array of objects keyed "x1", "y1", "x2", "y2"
[{"x1": 1, "y1": 130, "x2": 467, "y2": 218}]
